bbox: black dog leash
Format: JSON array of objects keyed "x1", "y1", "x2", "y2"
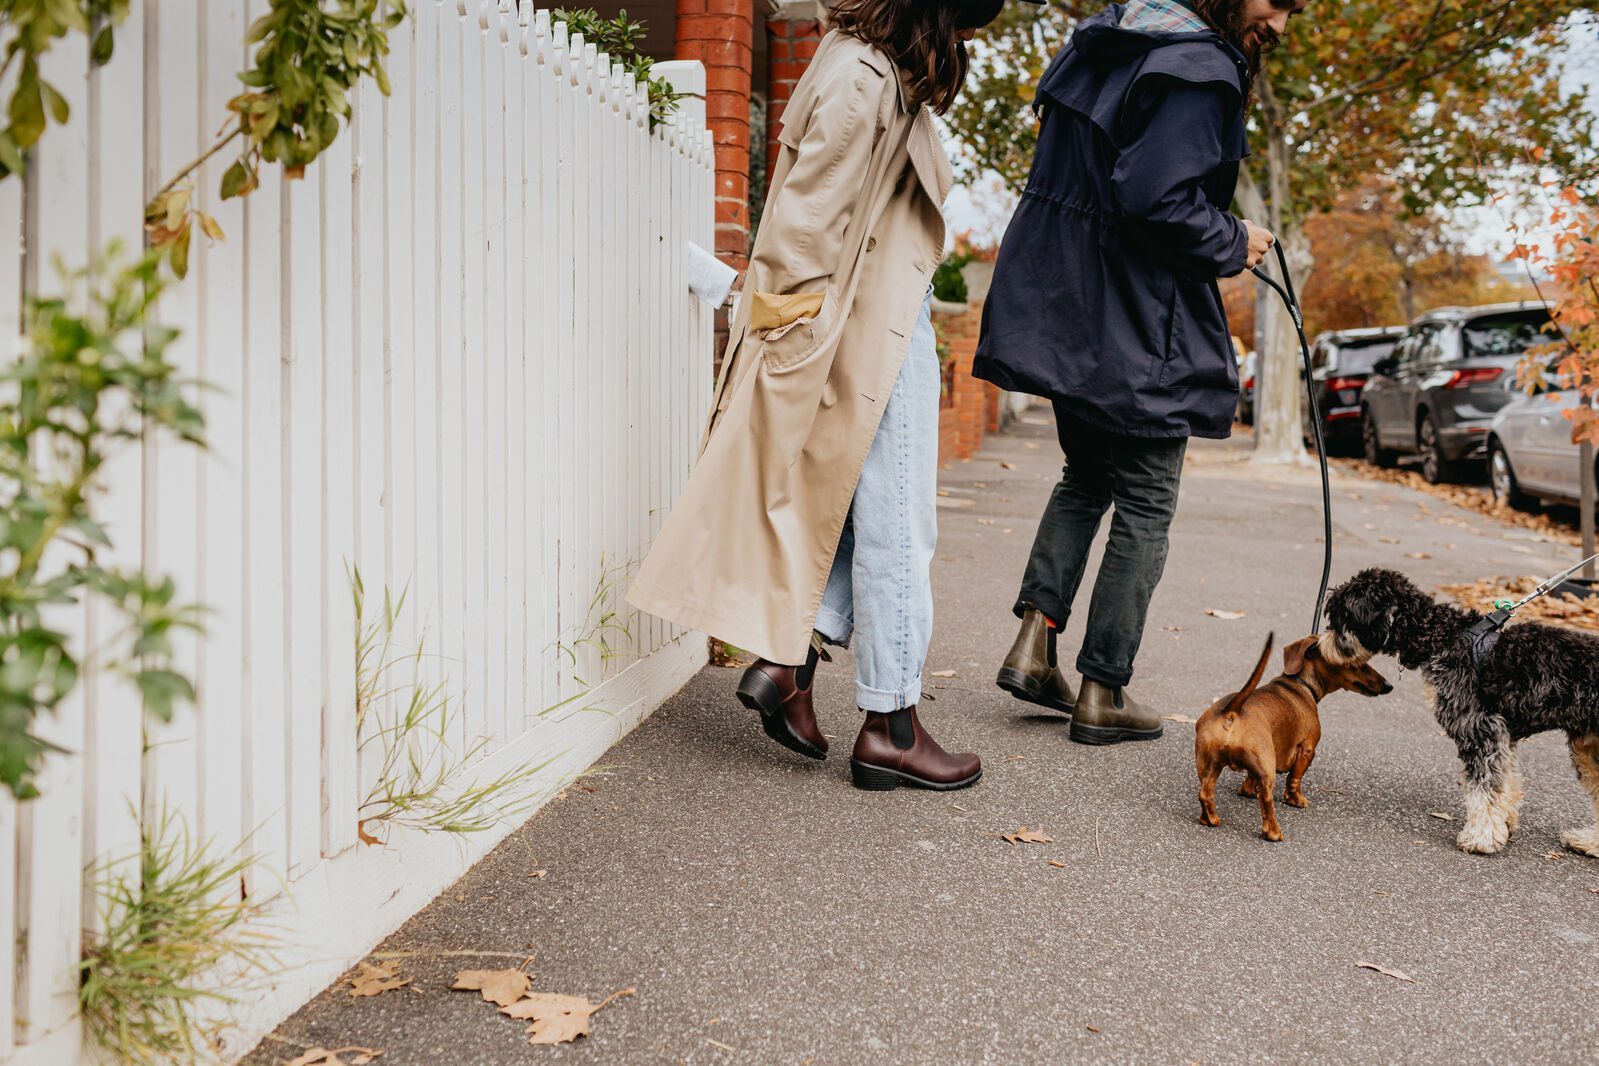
[
  {"x1": 1467, "y1": 553, "x2": 1599, "y2": 665},
  {"x1": 1251, "y1": 242, "x2": 1334, "y2": 635}
]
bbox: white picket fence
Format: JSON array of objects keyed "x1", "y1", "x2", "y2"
[{"x1": 0, "y1": 1, "x2": 713, "y2": 1060}]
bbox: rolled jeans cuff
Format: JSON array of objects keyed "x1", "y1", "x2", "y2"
[
  {"x1": 857, "y1": 674, "x2": 922, "y2": 714},
  {"x1": 814, "y1": 605, "x2": 853, "y2": 649}
]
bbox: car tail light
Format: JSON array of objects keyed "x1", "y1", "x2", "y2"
[
  {"x1": 1327, "y1": 377, "x2": 1365, "y2": 393},
  {"x1": 1443, "y1": 367, "x2": 1503, "y2": 389}
]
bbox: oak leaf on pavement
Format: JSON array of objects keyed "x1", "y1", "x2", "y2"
[
  {"x1": 452, "y1": 968, "x2": 533, "y2": 1007},
  {"x1": 347, "y1": 962, "x2": 409, "y2": 998},
  {"x1": 499, "y1": 988, "x2": 637, "y2": 1045},
  {"x1": 287, "y1": 1047, "x2": 383, "y2": 1066}
]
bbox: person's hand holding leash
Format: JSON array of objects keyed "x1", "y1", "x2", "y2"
[{"x1": 1244, "y1": 220, "x2": 1276, "y2": 269}]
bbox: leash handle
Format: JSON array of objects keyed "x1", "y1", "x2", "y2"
[{"x1": 1251, "y1": 242, "x2": 1333, "y2": 635}]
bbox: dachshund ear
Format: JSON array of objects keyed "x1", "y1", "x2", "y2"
[{"x1": 1284, "y1": 636, "x2": 1318, "y2": 676}]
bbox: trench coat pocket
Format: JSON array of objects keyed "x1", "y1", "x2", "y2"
[
  {"x1": 750, "y1": 291, "x2": 825, "y2": 331},
  {"x1": 756, "y1": 291, "x2": 831, "y2": 372}
]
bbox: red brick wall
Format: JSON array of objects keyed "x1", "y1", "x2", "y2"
[
  {"x1": 935, "y1": 300, "x2": 996, "y2": 466},
  {"x1": 765, "y1": 16, "x2": 823, "y2": 183},
  {"x1": 675, "y1": 0, "x2": 756, "y2": 272}
]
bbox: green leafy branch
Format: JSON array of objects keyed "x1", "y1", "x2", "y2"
[
  {"x1": 0, "y1": 243, "x2": 205, "y2": 798},
  {"x1": 145, "y1": 0, "x2": 408, "y2": 277},
  {"x1": 553, "y1": 7, "x2": 683, "y2": 130},
  {"x1": 0, "y1": 0, "x2": 130, "y2": 178}
]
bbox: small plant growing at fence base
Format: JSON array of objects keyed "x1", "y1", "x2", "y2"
[
  {"x1": 0, "y1": 244, "x2": 204, "y2": 799},
  {"x1": 78, "y1": 808, "x2": 273, "y2": 1064},
  {"x1": 551, "y1": 557, "x2": 635, "y2": 690},
  {"x1": 552, "y1": 7, "x2": 683, "y2": 129},
  {"x1": 354, "y1": 568, "x2": 555, "y2": 842}
]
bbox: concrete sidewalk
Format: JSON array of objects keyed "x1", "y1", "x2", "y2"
[{"x1": 249, "y1": 409, "x2": 1599, "y2": 1065}]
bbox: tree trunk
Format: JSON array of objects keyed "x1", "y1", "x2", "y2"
[{"x1": 1250, "y1": 82, "x2": 1315, "y2": 465}]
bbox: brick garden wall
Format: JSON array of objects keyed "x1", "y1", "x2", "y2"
[{"x1": 934, "y1": 299, "x2": 1004, "y2": 466}]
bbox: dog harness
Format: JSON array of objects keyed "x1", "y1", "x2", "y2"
[{"x1": 1465, "y1": 554, "x2": 1599, "y2": 668}]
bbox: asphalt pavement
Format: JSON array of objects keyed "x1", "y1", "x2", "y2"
[{"x1": 248, "y1": 408, "x2": 1599, "y2": 1065}]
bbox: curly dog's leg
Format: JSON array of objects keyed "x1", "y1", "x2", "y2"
[
  {"x1": 1441, "y1": 691, "x2": 1512, "y2": 855},
  {"x1": 1561, "y1": 734, "x2": 1599, "y2": 858},
  {"x1": 1492, "y1": 745, "x2": 1523, "y2": 836}
]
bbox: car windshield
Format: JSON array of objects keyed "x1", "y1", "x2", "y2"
[
  {"x1": 1463, "y1": 310, "x2": 1552, "y2": 359},
  {"x1": 1336, "y1": 339, "x2": 1395, "y2": 375}
]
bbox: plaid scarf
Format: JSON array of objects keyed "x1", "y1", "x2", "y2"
[{"x1": 1121, "y1": 0, "x2": 1208, "y2": 33}]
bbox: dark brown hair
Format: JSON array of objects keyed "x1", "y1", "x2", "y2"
[
  {"x1": 828, "y1": 0, "x2": 997, "y2": 116},
  {"x1": 1187, "y1": 0, "x2": 1295, "y2": 99}
]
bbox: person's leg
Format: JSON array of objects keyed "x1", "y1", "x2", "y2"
[
  {"x1": 1074, "y1": 434, "x2": 1187, "y2": 688},
  {"x1": 1068, "y1": 432, "x2": 1186, "y2": 746},
  {"x1": 815, "y1": 513, "x2": 855, "y2": 649},
  {"x1": 847, "y1": 293, "x2": 980, "y2": 791},
  {"x1": 1014, "y1": 408, "x2": 1113, "y2": 626},
  {"x1": 997, "y1": 411, "x2": 1111, "y2": 715}
]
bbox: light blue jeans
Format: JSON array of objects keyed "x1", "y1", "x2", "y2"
[{"x1": 814, "y1": 292, "x2": 939, "y2": 713}]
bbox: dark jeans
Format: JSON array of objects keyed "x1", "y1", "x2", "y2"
[{"x1": 1014, "y1": 405, "x2": 1187, "y2": 688}]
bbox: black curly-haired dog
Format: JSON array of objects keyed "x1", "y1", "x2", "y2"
[{"x1": 1321, "y1": 567, "x2": 1599, "y2": 856}]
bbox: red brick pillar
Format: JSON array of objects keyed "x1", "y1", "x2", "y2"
[
  {"x1": 675, "y1": 0, "x2": 756, "y2": 274},
  {"x1": 766, "y1": 12, "x2": 825, "y2": 182}
]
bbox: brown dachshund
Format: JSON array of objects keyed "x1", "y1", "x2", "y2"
[{"x1": 1195, "y1": 633, "x2": 1392, "y2": 841}]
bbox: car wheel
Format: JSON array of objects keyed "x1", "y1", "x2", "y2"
[
  {"x1": 1489, "y1": 441, "x2": 1537, "y2": 512},
  {"x1": 1362, "y1": 408, "x2": 1397, "y2": 469},
  {"x1": 1418, "y1": 413, "x2": 1460, "y2": 485}
]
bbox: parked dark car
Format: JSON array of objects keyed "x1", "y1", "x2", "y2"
[
  {"x1": 1360, "y1": 301, "x2": 1554, "y2": 483},
  {"x1": 1302, "y1": 327, "x2": 1405, "y2": 455}
]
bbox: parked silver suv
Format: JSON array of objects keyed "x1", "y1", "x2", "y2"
[
  {"x1": 1487, "y1": 373, "x2": 1596, "y2": 511},
  {"x1": 1361, "y1": 301, "x2": 1553, "y2": 483}
]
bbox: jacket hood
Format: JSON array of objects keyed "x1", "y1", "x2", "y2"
[{"x1": 1072, "y1": 4, "x2": 1235, "y2": 68}]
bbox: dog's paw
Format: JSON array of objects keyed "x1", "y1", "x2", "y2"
[
  {"x1": 1285, "y1": 792, "x2": 1309, "y2": 809},
  {"x1": 1238, "y1": 780, "x2": 1259, "y2": 798},
  {"x1": 1457, "y1": 817, "x2": 1508, "y2": 855},
  {"x1": 1261, "y1": 826, "x2": 1284, "y2": 843},
  {"x1": 1561, "y1": 827, "x2": 1599, "y2": 858}
]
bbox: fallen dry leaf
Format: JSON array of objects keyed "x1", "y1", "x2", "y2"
[
  {"x1": 1000, "y1": 461, "x2": 1017, "y2": 470},
  {"x1": 1407, "y1": 552, "x2": 1433, "y2": 560},
  {"x1": 929, "y1": 669, "x2": 957, "y2": 678},
  {"x1": 1086, "y1": 1025, "x2": 1101, "y2": 1033},
  {"x1": 1002, "y1": 827, "x2": 1053, "y2": 845},
  {"x1": 348, "y1": 962, "x2": 409, "y2": 998},
  {"x1": 1356, "y1": 961, "x2": 1415, "y2": 983},
  {"x1": 500, "y1": 988, "x2": 636, "y2": 1046},
  {"x1": 453, "y1": 968, "x2": 533, "y2": 1007},
  {"x1": 1205, "y1": 609, "x2": 1246, "y2": 621},
  {"x1": 1379, "y1": 536, "x2": 1400, "y2": 545},
  {"x1": 1427, "y1": 812, "x2": 1452, "y2": 821},
  {"x1": 1047, "y1": 860, "x2": 1067, "y2": 869},
  {"x1": 1163, "y1": 713, "x2": 1198, "y2": 725},
  {"x1": 530, "y1": 869, "x2": 548, "y2": 879},
  {"x1": 288, "y1": 1049, "x2": 383, "y2": 1066},
  {"x1": 1545, "y1": 850, "x2": 1567, "y2": 861}
]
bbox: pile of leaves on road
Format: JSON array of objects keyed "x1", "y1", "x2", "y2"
[
  {"x1": 1333, "y1": 459, "x2": 1582, "y2": 547},
  {"x1": 1440, "y1": 576, "x2": 1599, "y2": 633}
]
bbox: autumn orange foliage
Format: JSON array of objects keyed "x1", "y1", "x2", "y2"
[{"x1": 1508, "y1": 184, "x2": 1599, "y2": 443}]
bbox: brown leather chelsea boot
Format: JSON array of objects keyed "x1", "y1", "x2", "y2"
[
  {"x1": 735, "y1": 635, "x2": 829, "y2": 760},
  {"x1": 850, "y1": 707, "x2": 981, "y2": 791},
  {"x1": 996, "y1": 606, "x2": 1077, "y2": 715},
  {"x1": 1069, "y1": 680, "x2": 1163, "y2": 746}
]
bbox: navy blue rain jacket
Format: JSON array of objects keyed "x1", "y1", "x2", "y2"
[{"x1": 972, "y1": 5, "x2": 1251, "y2": 439}]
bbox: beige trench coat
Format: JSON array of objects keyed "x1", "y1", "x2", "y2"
[{"x1": 628, "y1": 30, "x2": 952, "y2": 665}]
